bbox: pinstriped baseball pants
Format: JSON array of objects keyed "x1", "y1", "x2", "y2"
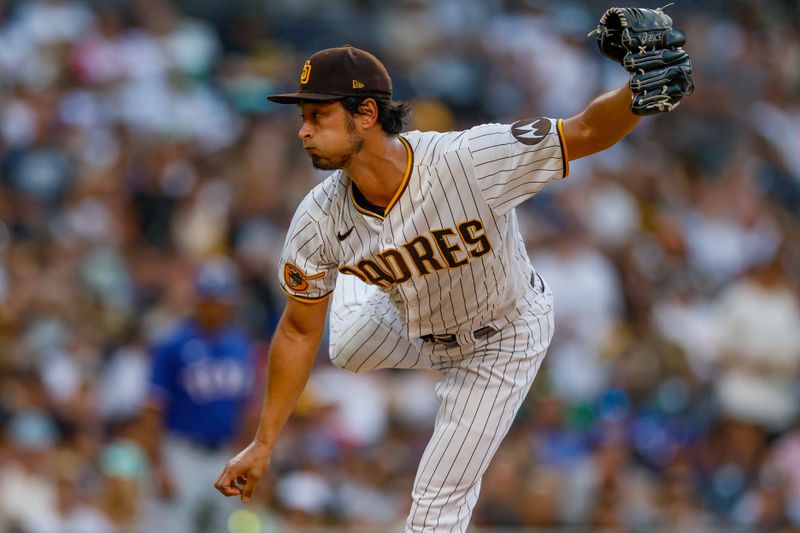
[{"x1": 329, "y1": 275, "x2": 554, "y2": 533}]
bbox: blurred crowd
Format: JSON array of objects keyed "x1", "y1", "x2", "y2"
[{"x1": 0, "y1": 0, "x2": 798, "y2": 531}]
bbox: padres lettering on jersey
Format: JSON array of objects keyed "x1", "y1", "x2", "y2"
[
  {"x1": 336, "y1": 219, "x2": 491, "y2": 288},
  {"x1": 279, "y1": 117, "x2": 568, "y2": 338}
]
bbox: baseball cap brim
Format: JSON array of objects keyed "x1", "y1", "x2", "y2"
[{"x1": 267, "y1": 92, "x2": 344, "y2": 104}]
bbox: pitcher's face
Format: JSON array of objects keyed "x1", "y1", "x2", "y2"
[{"x1": 297, "y1": 101, "x2": 364, "y2": 170}]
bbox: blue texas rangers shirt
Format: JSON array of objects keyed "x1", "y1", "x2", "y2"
[{"x1": 149, "y1": 320, "x2": 255, "y2": 446}]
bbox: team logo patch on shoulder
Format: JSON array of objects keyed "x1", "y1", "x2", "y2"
[
  {"x1": 283, "y1": 262, "x2": 324, "y2": 292},
  {"x1": 511, "y1": 117, "x2": 551, "y2": 146}
]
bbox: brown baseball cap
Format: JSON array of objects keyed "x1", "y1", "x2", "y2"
[{"x1": 268, "y1": 45, "x2": 393, "y2": 104}]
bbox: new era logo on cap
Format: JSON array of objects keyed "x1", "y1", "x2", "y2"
[{"x1": 268, "y1": 45, "x2": 392, "y2": 104}]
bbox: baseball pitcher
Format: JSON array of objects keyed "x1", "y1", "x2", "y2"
[{"x1": 215, "y1": 6, "x2": 693, "y2": 532}]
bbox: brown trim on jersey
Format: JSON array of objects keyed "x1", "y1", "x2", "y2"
[
  {"x1": 279, "y1": 285, "x2": 333, "y2": 303},
  {"x1": 556, "y1": 119, "x2": 570, "y2": 177},
  {"x1": 347, "y1": 135, "x2": 414, "y2": 220},
  {"x1": 383, "y1": 135, "x2": 414, "y2": 217}
]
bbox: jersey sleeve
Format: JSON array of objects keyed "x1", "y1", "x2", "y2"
[
  {"x1": 278, "y1": 192, "x2": 337, "y2": 303},
  {"x1": 466, "y1": 117, "x2": 569, "y2": 215}
]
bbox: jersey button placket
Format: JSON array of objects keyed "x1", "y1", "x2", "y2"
[{"x1": 380, "y1": 222, "x2": 392, "y2": 245}]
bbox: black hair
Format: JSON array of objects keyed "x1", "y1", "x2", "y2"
[{"x1": 340, "y1": 96, "x2": 411, "y2": 135}]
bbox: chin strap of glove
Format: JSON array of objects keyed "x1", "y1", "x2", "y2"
[{"x1": 590, "y1": 4, "x2": 694, "y2": 115}]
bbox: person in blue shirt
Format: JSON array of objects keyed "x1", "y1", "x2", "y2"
[{"x1": 143, "y1": 257, "x2": 256, "y2": 533}]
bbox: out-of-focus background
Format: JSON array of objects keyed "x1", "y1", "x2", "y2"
[{"x1": 0, "y1": 0, "x2": 798, "y2": 531}]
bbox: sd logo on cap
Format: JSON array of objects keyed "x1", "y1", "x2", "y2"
[{"x1": 269, "y1": 45, "x2": 393, "y2": 104}]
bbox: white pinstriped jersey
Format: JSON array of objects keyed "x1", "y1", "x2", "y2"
[{"x1": 279, "y1": 117, "x2": 568, "y2": 339}]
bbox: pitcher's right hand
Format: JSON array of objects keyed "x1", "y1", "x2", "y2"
[{"x1": 214, "y1": 440, "x2": 271, "y2": 503}]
